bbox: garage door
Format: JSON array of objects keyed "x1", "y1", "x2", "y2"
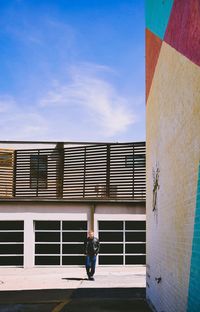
[
  {"x1": 0, "y1": 221, "x2": 24, "y2": 266},
  {"x1": 98, "y1": 220, "x2": 146, "y2": 265},
  {"x1": 34, "y1": 221, "x2": 87, "y2": 266}
]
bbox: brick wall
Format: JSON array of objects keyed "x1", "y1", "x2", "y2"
[{"x1": 146, "y1": 1, "x2": 200, "y2": 311}]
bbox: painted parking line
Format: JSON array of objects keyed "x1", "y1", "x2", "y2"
[{"x1": 52, "y1": 299, "x2": 71, "y2": 312}]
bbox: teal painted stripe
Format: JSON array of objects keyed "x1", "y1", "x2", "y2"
[
  {"x1": 146, "y1": 0, "x2": 174, "y2": 40},
  {"x1": 187, "y1": 163, "x2": 200, "y2": 311}
]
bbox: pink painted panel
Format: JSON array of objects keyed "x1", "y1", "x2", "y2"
[{"x1": 164, "y1": 0, "x2": 200, "y2": 67}]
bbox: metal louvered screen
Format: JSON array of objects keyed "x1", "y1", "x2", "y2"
[
  {"x1": 0, "y1": 142, "x2": 145, "y2": 200},
  {"x1": 15, "y1": 148, "x2": 61, "y2": 198},
  {"x1": 0, "y1": 150, "x2": 14, "y2": 198}
]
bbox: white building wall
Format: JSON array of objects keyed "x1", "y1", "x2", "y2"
[{"x1": 0, "y1": 202, "x2": 145, "y2": 268}]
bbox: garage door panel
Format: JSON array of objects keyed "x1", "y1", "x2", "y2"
[
  {"x1": 99, "y1": 256, "x2": 123, "y2": 265},
  {"x1": 63, "y1": 221, "x2": 87, "y2": 230},
  {"x1": 98, "y1": 220, "x2": 146, "y2": 266},
  {"x1": 125, "y1": 255, "x2": 146, "y2": 265},
  {"x1": 125, "y1": 232, "x2": 146, "y2": 242},
  {"x1": 62, "y1": 244, "x2": 83, "y2": 254},
  {"x1": 0, "y1": 221, "x2": 23, "y2": 230},
  {"x1": 100, "y1": 243, "x2": 123, "y2": 254},
  {"x1": 0, "y1": 221, "x2": 24, "y2": 267},
  {"x1": 0, "y1": 256, "x2": 23, "y2": 266},
  {"x1": 125, "y1": 243, "x2": 146, "y2": 254},
  {"x1": 35, "y1": 232, "x2": 60, "y2": 242},
  {"x1": 35, "y1": 244, "x2": 60, "y2": 254},
  {"x1": 35, "y1": 256, "x2": 60, "y2": 265},
  {"x1": 0, "y1": 244, "x2": 23, "y2": 254},
  {"x1": 125, "y1": 221, "x2": 146, "y2": 230},
  {"x1": 62, "y1": 256, "x2": 85, "y2": 265},
  {"x1": 99, "y1": 232, "x2": 123, "y2": 242},
  {"x1": 35, "y1": 221, "x2": 60, "y2": 230},
  {"x1": 62, "y1": 232, "x2": 87, "y2": 242},
  {"x1": 99, "y1": 221, "x2": 123, "y2": 230},
  {"x1": 34, "y1": 221, "x2": 87, "y2": 266},
  {"x1": 0, "y1": 232, "x2": 23, "y2": 242}
]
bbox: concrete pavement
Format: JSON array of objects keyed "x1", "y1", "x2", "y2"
[
  {"x1": 0, "y1": 266, "x2": 146, "y2": 291},
  {"x1": 0, "y1": 266, "x2": 152, "y2": 311}
]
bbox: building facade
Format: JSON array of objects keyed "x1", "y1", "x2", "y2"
[
  {"x1": 0, "y1": 141, "x2": 146, "y2": 268},
  {"x1": 146, "y1": 0, "x2": 200, "y2": 311}
]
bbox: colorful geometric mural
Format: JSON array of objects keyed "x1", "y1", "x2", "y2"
[
  {"x1": 165, "y1": 0, "x2": 200, "y2": 67},
  {"x1": 146, "y1": 0, "x2": 200, "y2": 311},
  {"x1": 187, "y1": 163, "x2": 200, "y2": 312},
  {"x1": 146, "y1": 0, "x2": 174, "y2": 40},
  {"x1": 146, "y1": 0, "x2": 200, "y2": 101},
  {"x1": 145, "y1": 29, "x2": 162, "y2": 100}
]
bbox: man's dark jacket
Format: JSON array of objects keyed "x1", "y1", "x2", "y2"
[{"x1": 84, "y1": 237, "x2": 100, "y2": 256}]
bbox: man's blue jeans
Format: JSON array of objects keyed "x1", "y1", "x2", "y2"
[{"x1": 85, "y1": 255, "x2": 96, "y2": 277}]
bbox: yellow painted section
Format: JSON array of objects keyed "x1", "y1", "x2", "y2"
[
  {"x1": 52, "y1": 300, "x2": 71, "y2": 312},
  {"x1": 146, "y1": 42, "x2": 200, "y2": 311}
]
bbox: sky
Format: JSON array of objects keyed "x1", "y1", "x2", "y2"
[{"x1": 0, "y1": 0, "x2": 145, "y2": 143}]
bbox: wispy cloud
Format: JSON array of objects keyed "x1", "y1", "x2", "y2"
[
  {"x1": 0, "y1": 95, "x2": 15, "y2": 113},
  {"x1": 2, "y1": 13, "x2": 75, "y2": 49},
  {"x1": 0, "y1": 95, "x2": 48, "y2": 140},
  {"x1": 40, "y1": 63, "x2": 136, "y2": 137},
  {"x1": 0, "y1": 63, "x2": 141, "y2": 141}
]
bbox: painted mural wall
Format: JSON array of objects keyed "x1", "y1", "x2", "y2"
[{"x1": 146, "y1": 1, "x2": 200, "y2": 311}]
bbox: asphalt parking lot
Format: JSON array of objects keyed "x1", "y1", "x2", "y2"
[
  {"x1": 0, "y1": 266, "x2": 152, "y2": 312},
  {"x1": 0, "y1": 298, "x2": 152, "y2": 312}
]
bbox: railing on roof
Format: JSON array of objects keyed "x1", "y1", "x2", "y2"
[{"x1": 0, "y1": 141, "x2": 146, "y2": 201}]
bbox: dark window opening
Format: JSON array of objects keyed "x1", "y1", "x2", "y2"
[
  {"x1": 99, "y1": 256, "x2": 123, "y2": 265},
  {"x1": 62, "y1": 232, "x2": 87, "y2": 242},
  {"x1": 100, "y1": 244, "x2": 123, "y2": 254},
  {"x1": 35, "y1": 244, "x2": 60, "y2": 254},
  {"x1": 125, "y1": 244, "x2": 146, "y2": 254},
  {"x1": 0, "y1": 244, "x2": 23, "y2": 254},
  {"x1": 62, "y1": 256, "x2": 85, "y2": 265},
  {"x1": 35, "y1": 256, "x2": 60, "y2": 265},
  {"x1": 35, "y1": 221, "x2": 60, "y2": 231},
  {"x1": 125, "y1": 221, "x2": 146, "y2": 230},
  {"x1": 0, "y1": 256, "x2": 23, "y2": 266},
  {"x1": 99, "y1": 221, "x2": 123, "y2": 231},
  {"x1": 0, "y1": 221, "x2": 24, "y2": 230},
  {"x1": 125, "y1": 232, "x2": 146, "y2": 242},
  {"x1": 35, "y1": 232, "x2": 60, "y2": 242},
  {"x1": 99, "y1": 232, "x2": 123, "y2": 242},
  {"x1": 125, "y1": 255, "x2": 146, "y2": 265},
  {"x1": 0, "y1": 232, "x2": 23, "y2": 242},
  {"x1": 63, "y1": 221, "x2": 87, "y2": 231},
  {"x1": 125, "y1": 154, "x2": 145, "y2": 168},
  {"x1": 62, "y1": 244, "x2": 84, "y2": 254},
  {"x1": 30, "y1": 155, "x2": 47, "y2": 189}
]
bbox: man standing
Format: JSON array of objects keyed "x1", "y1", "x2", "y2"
[{"x1": 84, "y1": 231, "x2": 100, "y2": 280}]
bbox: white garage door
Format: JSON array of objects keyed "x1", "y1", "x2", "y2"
[
  {"x1": 98, "y1": 220, "x2": 146, "y2": 265},
  {"x1": 0, "y1": 221, "x2": 24, "y2": 266},
  {"x1": 34, "y1": 221, "x2": 87, "y2": 266}
]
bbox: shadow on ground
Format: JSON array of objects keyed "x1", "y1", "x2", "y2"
[
  {"x1": 0, "y1": 287, "x2": 152, "y2": 312},
  {"x1": 63, "y1": 298, "x2": 151, "y2": 312}
]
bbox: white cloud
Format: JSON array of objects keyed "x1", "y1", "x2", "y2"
[
  {"x1": 0, "y1": 64, "x2": 140, "y2": 141},
  {"x1": 40, "y1": 63, "x2": 136, "y2": 137},
  {"x1": 0, "y1": 96, "x2": 48, "y2": 140},
  {"x1": 0, "y1": 95, "x2": 16, "y2": 113}
]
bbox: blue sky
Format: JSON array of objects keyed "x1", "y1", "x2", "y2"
[{"x1": 0, "y1": 0, "x2": 145, "y2": 142}]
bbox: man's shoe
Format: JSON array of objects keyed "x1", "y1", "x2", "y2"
[{"x1": 89, "y1": 276, "x2": 94, "y2": 281}]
